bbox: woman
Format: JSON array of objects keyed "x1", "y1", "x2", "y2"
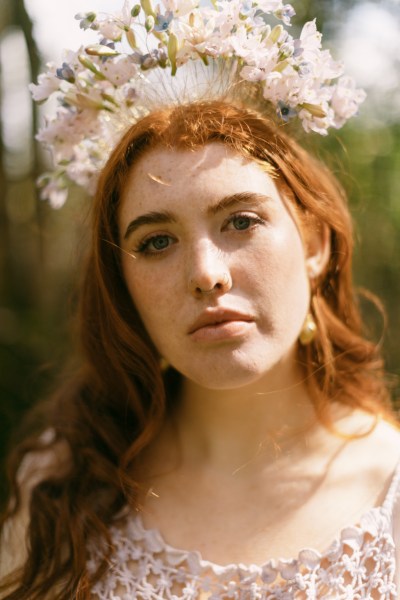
[
  {"x1": 2, "y1": 0, "x2": 400, "y2": 597},
  {"x1": 1, "y1": 99, "x2": 400, "y2": 599}
]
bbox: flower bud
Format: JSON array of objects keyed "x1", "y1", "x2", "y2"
[
  {"x1": 131, "y1": 4, "x2": 141, "y2": 17},
  {"x1": 141, "y1": 0, "x2": 155, "y2": 17},
  {"x1": 126, "y1": 29, "x2": 137, "y2": 49},
  {"x1": 168, "y1": 32, "x2": 179, "y2": 76},
  {"x1": 145, "y1": 15, "x2": 155, "y2": 31},
  {"x1": 85, "y1": 44, "x2": 120, "y2": 57},
  {"x1": 301, "y1": 103, "x2": 327, "y2": 118},
  {"x1": 269, "y1": 25, "x2": 283, "y2": 44},
  {"x1": 78, "y1": 54, "x2": 107, "y2": 80}
]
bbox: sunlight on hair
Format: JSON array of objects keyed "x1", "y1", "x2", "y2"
[{"x1": 103, "y1": 238, "x2": 137, "y2": 259}]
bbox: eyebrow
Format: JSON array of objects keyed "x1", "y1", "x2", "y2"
[
  {"x1": 207, "y1": 192, "x2": 271, "y2": 215},
  {"x1": 123, "y1": 210, "x2": 176, "y2": 240},
  {"x1": 123, "y1": 192, "x2": 271, "y2": 240}
]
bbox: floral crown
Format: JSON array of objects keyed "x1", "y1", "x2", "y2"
[{"x1": 31, "y1": 0, "x2": 366, "y2": 207}]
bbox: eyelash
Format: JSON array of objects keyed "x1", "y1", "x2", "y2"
[
  {"x1": 134, "y1": 212, "x2": 265, "y2": 256},
  {"x1": 224, "y1": 212, "x2": 265, "y2": 232},
  {"x1": 135, "y1": 234, "x2": 175, "y2": 255}
]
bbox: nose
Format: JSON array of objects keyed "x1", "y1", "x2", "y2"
[{"x1": 187, "y1": 239, "x2": 232, "y2": 298}]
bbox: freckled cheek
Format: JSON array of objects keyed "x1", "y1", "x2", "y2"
[
  {"x1": 271, "y1": 225, "x2": 307, "y2": 269},
  {"x1": 241, "y1": 233, "x2": 308, "y2": 301},
  {"x1": 123, "y1": 267, "x2": 179, "y2": 328},
  {"x1": 271, "y1": 234, "x2": 311, "y2": 319}
]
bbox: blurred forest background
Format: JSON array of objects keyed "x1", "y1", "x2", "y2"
[{"x1": 0, "y1": 0, "x2": 399, "y2": 489}]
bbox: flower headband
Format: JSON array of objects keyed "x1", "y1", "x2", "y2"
[{"x1": 30, "y1": 0, "x2": 366, "y2": 207}]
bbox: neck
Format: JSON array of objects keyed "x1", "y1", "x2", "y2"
[{"x1": 170, "y1": 360, "x2": 320, "y2": 474}]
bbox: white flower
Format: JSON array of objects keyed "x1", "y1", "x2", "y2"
[
  {"x1": 75, "y1": 11, "x2": 97, "y2": 31},
  {"x1": 241, "y1": 65, "x2": 268, "y2": 82},
  {"x1": 214, "y1": 0, "x2": 246, "y2": 38},
  {"x1": 38, "y1": 175, "x2": 68, "y2": 209},
  {"x1": 66, "y1": 146, "x2": 99, "y2": 193},
  {"x1": 161, "y1": 0, "x2": 199, "y2": 16},
  {"x1": 37, "y1": 108, "x2": 100, "y2": 162},
  {"x1": 299, "y1": 20, "x2": 322, "y2": 54},
  {"x1": 173, "y1": 11, "x2": 217, "y2": 60},
  {"x1": 29, "y1": 65, "x2": 60, "y2": 102},
  {"x1": 64, "y1": 78, "x2": 116, "y2": 110},
  {"x1": 225, "y1": 27, "x2": 266, "y2": 61},
  {"x1": 100, "y1": 56, "x2": 139, "y2": 86},
  {"x1": 63, "y1": 48, "x2": 89, "y2": 78},
  {"x1": 275, "y1": 3, "x2": 296, "y2": 26},
  {"x1": 262, "y1": 70, "x2": 296, "y2": 106},
  {"x1": 31, "y1": 0, "x2": 366, "y2": 204},
  {"x1": 331, "y1": 76, "x2": 367, "y2": 128},
  {"x1": 253, "y1": 0, "x2": 282, "y2": 10},
  {"x1": 98, "y1": 21, "x2": 124, "y2": 41},
  {"x1": 298, "y1": 105, "x2": 332, "y2": 135},
  {"x1": 97, "y1": 0, "x2": 133, "y2": 41},
  {"x1": 253, "y1": 0, "x2": 294, "y2": 23}
]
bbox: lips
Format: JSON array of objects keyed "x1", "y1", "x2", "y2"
[{"x1": 188, "y1": 308, "x2": 254, "y2": 335}]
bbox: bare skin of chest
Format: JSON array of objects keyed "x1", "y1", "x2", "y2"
[{"x1": 137, "y1": 417, "x2": 400, "y2": 565}]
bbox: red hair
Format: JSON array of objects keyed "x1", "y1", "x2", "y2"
[{"x1": 0, "y1": 101, "x2": 394, "y2": 599}]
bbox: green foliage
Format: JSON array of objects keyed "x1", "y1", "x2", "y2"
[{"x1": 305, "y1": 122, "x2": 400, "y2": 399}]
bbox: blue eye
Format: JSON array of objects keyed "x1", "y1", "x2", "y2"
[
  {"x1": 151, "y1": 236, "x2": 170, "y2": 250},
  {"x1": 225, "y1": 213, "x2": 264, "y2": 232},
  {"x1": 136, "y1": 234, "x2": 174, "y2": 254},
  {"x1": 232, "y1": 215, "x2": 251, "y2": 230}
]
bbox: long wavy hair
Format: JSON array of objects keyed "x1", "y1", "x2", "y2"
[{"x1": 0, "y1": 100, "x2": 394, "y2": 599}]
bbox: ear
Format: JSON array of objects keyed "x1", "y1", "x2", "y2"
[{"x1": 305, "y1": 222, "x2": 331, "y2": 279}]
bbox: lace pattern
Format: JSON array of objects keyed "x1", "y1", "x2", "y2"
[{"x1": 89, "y1": 468, "x2": 400, "y2": 600}]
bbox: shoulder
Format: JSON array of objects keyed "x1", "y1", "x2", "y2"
[
  {"x1": 327, "y1": 410, "x2": 400, "y2": 505},
  {"x1": 16, "y1": 430, "x2": 71, "y2": 493},
  {"x1": 361, "y1": 416, "x2": 400, "y2": 463},
  {"x1": 334, "y1": 409, "x2": 400, "y2": 458},
  {"x1": 364, "y1": 416, "x2": 400, "y2": 469},
  {"x1": 393, "y1": 505, "x2": 400, "y2": 599},
  {"x1": 367, "y1": 418, "x2": 400, "y2": 493},
  {"x1": 0, "y1": 432, "x2": 70, "y2": 583}
]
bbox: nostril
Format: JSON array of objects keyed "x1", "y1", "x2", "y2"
[
  {"x1": 195, "y1": 284, "x2": 218, "y2": 295},
  {"x1": 189, "y1": 271, "x2": 232, "y2": 296}
]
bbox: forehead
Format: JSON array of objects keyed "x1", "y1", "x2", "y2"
[{"x1": 120, "y1": 143, "x2": 279, "y2": 212}]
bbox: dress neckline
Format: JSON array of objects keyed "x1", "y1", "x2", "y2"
[{"x1": 130, "y1": 458, "x2": 400, "y2": 575}]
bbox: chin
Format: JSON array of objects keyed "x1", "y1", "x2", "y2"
[
  {"x1": 188, "y1": 372, "x2": 262, "y2": 391},
  {"x1": 176, "y1": 347, "x2": 299, "y2": 391}
]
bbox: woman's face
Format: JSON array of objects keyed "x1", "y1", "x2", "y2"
[{"x1": 118, "y1": 143, "x2": 325, "y2": 390}]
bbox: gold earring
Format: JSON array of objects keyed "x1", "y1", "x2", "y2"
[
  {"x1": 160, "y1": 357, "x2": 169, "y2": 371},
  {"x1": 299, "y1": 313, "x2": 317, "y2": 345}
]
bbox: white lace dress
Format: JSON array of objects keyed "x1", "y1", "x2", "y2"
[{"x1": 88, "y1": 467, "x2": 400, "y2": 600}]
